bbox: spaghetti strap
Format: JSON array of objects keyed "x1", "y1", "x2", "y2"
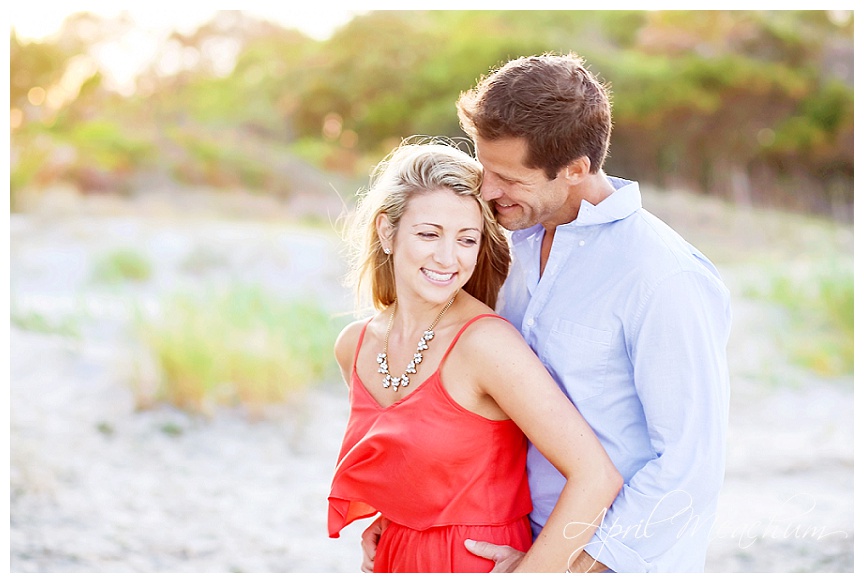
[
  {"x1": 352, "y1": 317, "x2": 375, "y2": 373},
  {"x1": 439, "y1": 313, "x2": 507, "y2": 365}
]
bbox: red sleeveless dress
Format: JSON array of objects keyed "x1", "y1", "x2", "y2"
[{"x1": 328, "y1": 314, "x2": 532, "y2": 572}]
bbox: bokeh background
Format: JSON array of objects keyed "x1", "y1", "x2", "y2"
[{"x1": 8, "y1": 8, "x2": 854, "y2": 573}]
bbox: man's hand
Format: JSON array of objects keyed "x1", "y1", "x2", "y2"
[
  {"x1": 568, "y1": 550, "x2": 610, "y2": 573},
  {"x1": 464, "y1": 539, "x2": 525, "y2": 572},
  {"x1": 360, "y1": 516, "x2": 389, "y2": 573}
]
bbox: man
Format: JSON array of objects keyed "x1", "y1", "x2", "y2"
[{"x1": 362, "y1": 53, "x2": 731, "y2": 572}]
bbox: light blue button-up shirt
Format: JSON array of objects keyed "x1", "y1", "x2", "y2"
[{"x1": 499, "y1": 177, "x2": 731, "y2": 572}]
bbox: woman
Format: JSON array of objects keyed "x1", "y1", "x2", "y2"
[{"x1": 328, "y1": 140, "x2": 622, "y2": 572}]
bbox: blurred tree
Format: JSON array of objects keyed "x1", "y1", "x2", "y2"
[
  {"x1": 592, "y1": 10, "x2": 853, "y2": 216},
  {"x1": 9, "y1": 9, "x2": 854, "y2": 219},
  {"x1": 10, "y1": 32, "x2": 73, "y2": 110},
  {"x1": 293, "y1": 11, "x2": 434, "y2": 150}
]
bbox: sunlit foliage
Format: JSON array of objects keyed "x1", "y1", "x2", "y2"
[{"x1": 10, "y1": 10, "x2": 853, "y2": 219}]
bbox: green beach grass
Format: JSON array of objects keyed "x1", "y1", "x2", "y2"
[{"x1": 134, "y1": 285, "x2": 344, "y2": 415}]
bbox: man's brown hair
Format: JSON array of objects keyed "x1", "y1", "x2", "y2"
[{"x1": 457, "y1": 53, "x2": 613, "y2": 179}]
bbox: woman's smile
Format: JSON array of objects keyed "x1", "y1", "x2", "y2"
[
  {"x1": 383, "y1": 187, "x2": 483, "y2": 307},
  {"x1": 421, "y1": 267, "x2": 457, "y2": 284}
]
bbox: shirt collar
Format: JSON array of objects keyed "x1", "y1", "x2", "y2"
[{"x1": 571, "y1": 177, "x2": 642, "y2": 228}]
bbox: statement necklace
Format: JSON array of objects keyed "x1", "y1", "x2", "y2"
[{"x1": 376, "y1": 295, "x2": 456, "y2": 391}]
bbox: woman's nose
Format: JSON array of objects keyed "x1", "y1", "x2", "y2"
[{"x1": 433, "y1": 240, "x2": 456, "y2": 266}]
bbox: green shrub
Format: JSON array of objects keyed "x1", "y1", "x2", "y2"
[
  {"x1": 10, "y1": 137, "x2": 52, "y2": 210},
  {"x1": 92, "y1": 248, "x2": 153, "y2": 283},
  {"x1": 66, "y1": 119, "x2": 154, "y2": 171},
  {"x1": 10, "y1": 305, "x2": 81, "y2": 338},
  {"x1": 134, "y1": 286, "x2": 343, "y2": 415},
  {"x1": 288, "y1": 137, "x2": 340, "y2": 168},
  {"x1": 746, "y1": 262, "x2": 853, "y2": 376}
]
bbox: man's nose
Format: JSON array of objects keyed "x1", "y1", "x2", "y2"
[{"x1": 480, "y1": 177, "x2": 502, "y2": 201}]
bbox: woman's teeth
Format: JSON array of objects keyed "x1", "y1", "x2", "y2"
[{"x1": 422, "y1": 268, "x2": 454, "y2": 282}]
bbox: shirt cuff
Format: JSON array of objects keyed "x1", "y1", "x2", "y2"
[{"x1": 583, "y1": 527, "x2": 650, "y2": 573}]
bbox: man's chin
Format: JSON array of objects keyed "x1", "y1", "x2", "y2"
[{"x1": 495, "y1": 215, "x2": 529, "y2": 232}]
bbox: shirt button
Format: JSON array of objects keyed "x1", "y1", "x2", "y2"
[
  {"x1": 579, "y1": 240, "x2": 586, "y2": 246},
  {"x1": 526, "y1": 318, "x2": 535, "y2": 326}
]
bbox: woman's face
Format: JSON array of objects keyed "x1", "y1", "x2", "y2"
[{"x1": 382, "y1": 188, "x2": 484, "y2": 307}]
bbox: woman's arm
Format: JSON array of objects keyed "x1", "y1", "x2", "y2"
[{"x1": 466, "y1": 317, "x2": 623, "y2": 572}]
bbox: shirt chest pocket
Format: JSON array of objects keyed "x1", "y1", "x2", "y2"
[{"x1": 540, "y1": 319, "x2": 613, "y2": 403}]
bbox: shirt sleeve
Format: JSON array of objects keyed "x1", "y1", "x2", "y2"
[{"x1": 584, "y1": 269, "x2": 732, "y2": 572}]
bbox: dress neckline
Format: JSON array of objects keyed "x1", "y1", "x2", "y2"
[
  {"x1": 352, "y1": 367, "x2": 440, "y2": 410},
  {"x1": 351, "y1": 313, "x2": 504, "y2": 411}
]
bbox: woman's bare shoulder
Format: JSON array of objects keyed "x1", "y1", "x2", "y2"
[
  {"x1": 334, "y1": 318, "x2": 371, "y2": 370},
  {"x1": 454, "y1": 311, "x2": 547, "y2": 379},
  {"x1": 458, "y1": 311, "x2": 523, "y2": 347}
]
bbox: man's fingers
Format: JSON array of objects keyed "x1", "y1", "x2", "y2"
[
  {"x1": 360, "y1": 534, "x2": 377, "y2": 561},
  {"x1": 360, "y1": 534, "x2": 376, "y2": 572},
  {"x1": 464, "y1": 539, "x2": 510, "y2": 561},
  {"x1": 360, "y1": 516, "x2": 389, "y2": 572}
]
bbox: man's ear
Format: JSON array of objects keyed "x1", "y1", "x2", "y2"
[
  {"x1": 375, "y1": 213, "x2": 394, "y2": 251},
  {"x1": 562, "y1": 156, "x2": 591, "y2": 184}
]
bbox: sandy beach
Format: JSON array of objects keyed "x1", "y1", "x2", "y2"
[{"x1": 9, "y1": 189, "x2": 854, "y2": 572}]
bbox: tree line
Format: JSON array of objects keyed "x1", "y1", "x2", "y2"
[{"x1": 10, "y1": 10, "x2": 853, "y2": 220}]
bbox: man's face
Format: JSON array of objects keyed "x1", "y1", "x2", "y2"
[{"x1": 474, "y1": 136, "x2": 569, "y2": 232}]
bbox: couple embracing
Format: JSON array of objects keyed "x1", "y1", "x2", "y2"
[{"x1": 327, "y1": 53, "x2": 731, "y2": 573}]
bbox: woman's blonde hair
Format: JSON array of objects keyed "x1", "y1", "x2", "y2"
[{"x1": 342, "y1": 137, "x2": 510, "y2": 312}]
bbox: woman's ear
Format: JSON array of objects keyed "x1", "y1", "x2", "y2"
[{"x1": 375, "y1": 213, "x2": 394, "y2": 253}]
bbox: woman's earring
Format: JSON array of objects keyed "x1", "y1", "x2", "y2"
[{"x1": 383, "y1": 247, "x2": 391, "y2": 255}]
